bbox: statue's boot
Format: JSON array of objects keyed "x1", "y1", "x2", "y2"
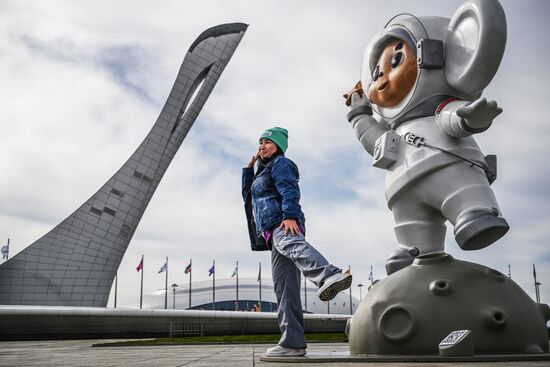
[
  {"x1": 454, "y1": 208, "x2": 509, "y2": 250},
  {"x1": 385, "y1": 245, "x2": 419, "y2": 275}
]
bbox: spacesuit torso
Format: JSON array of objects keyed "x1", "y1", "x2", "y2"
[{"x1": 385, "y1": 111, "x2": 486, "y2": 206}]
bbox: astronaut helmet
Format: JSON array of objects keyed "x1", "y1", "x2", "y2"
[{"x1": 361, "y1": 0, "x2": 507, "y2": 125}]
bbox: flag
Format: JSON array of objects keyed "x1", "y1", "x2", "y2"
[
  {"x1": 231, "y1": 263, "x2": 238, "y2": 278},
  {"x1": 184, "y1": 262, "x2": 192, "y2": 274},
  {"x1": 257, "y1": 263, "x2": 261, "y2": 282},
  {"x1": 158, "y1": 261, "x2": 168, "y2": 274},
  {"x1": 208, "y1": 264, "x2": 215, "y2": 276},
  {"x1": 1, "y1": 241, "x2": 8, "y2": 260},
  {"x1": 136, "y1": 257, "x2": 143, "y2": 272}
]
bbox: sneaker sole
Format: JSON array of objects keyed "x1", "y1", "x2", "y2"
[
  {"x1": 265, "y1": 352, "x2": 306, "y2": 357},
  {"x1": 265, "y1": 348, "x2": 306, "y2": 357},
  {"x1": 318, "y1": 273, "x2": 352, "y2": 302}
]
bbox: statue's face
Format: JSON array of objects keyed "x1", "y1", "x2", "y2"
[{"x1": 367, "y1": 39, "x2": 418, "y2": 108}]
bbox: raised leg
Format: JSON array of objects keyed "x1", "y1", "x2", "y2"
[{"x1": 271, "y1": 227, "x2": 340, "y2": 287}]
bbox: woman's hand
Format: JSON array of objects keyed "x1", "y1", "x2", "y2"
[
  {"x1": 247, "y1": 151, "x2": 260, "y2": 168},
  {"x1": 280, "y1": 219, "x2": 300, "y2": 237}
]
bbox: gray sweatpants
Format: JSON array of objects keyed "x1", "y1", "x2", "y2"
[{"x1": 271, "y1": 226, "x2": 340, "y2": 348}]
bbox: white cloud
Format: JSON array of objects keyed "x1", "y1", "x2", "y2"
[{"x1": 0, "y1": 0, "x2": 548, "y2": 308}]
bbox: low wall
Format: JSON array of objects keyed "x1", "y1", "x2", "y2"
[{"x1": 0, "y1": 306, "x2": 350, "y2": 340}]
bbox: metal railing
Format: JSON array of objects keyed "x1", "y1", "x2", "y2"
[{"x1": 169, "y1": 321, "x2": 204, "y2": 337}]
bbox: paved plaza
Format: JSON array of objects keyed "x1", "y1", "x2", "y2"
[{"x1": 0, "y1": 340, "x2": 549, "y2": 367}]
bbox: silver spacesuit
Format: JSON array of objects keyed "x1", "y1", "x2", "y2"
[{"x1": 347, "y1": 0, "x2": 510, "y2": 274}]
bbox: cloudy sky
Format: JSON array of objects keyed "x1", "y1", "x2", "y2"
[{"x1": 0, "y1": 0, "x2": 548, "y2": 308}]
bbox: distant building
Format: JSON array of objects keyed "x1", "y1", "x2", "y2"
[{"x1": 142, "y1": 277, "x2": 359, "y2": 315}]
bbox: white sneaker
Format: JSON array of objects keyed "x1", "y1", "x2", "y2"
[
  {"x1": 265, "y1": 345, "x2": 306, "y2": 357},
  {"x1": 317, "y1": 269, "x2": 352, "y2": 301}
]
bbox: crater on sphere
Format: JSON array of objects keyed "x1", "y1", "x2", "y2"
[{"x1": 379, "y1": 305, "x2": 416, "y2": 343}]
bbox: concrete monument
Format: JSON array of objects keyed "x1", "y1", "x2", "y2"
[{"x1": 0, "y1": 23, "x2": 247, "y2": 307}]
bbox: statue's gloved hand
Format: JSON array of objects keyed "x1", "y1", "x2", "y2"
[
  {"x1": 350, "y1": 90, "x2": 371, "y2": 110},
  {"x1": 456, "y1": 97, "x2": 502, "y2": 131},
  {"x1": 345, "y1": 81, "x2": 373, "y2": 122},
  {"x1": 344, "y1": 81, "x2": 386, "y2": 156},
  {"x1": 344, "y1": 81, "x2": 371, "y2": 110}
]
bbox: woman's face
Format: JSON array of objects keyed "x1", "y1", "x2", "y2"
[{"x1": 259, "y1": 139, "x2": 278, "y2": 160}]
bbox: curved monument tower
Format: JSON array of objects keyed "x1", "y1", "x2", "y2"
[{"x1": 0, "y1": 23, "x2": 247, "y2": 307}]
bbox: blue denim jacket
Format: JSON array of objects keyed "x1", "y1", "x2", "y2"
[{"x1": 242, "y1": 155, "x2": 306, "y2": 251}]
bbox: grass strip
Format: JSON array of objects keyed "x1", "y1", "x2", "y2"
[{"x1": 93, "y1": 333, "x2": 347, "y2": 347}]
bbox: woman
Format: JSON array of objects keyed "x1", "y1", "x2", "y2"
[{"x1": 242, "y1": 127, "x2": 352, "y2": 357}]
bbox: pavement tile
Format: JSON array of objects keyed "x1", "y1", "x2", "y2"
[{"x1": 0, "y1": 340, "x2": 549, "y2": 367}]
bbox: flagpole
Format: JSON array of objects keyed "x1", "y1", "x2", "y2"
[
  {"x1": 212, "y1": 259, "x2": 216, "y2": 310},
  {"x1": 349, "y1": 264, "x2": 353, "y2": 315},
  {"x1": 189, "y1": 258, "x2": 192, "y2": 309},
  {"x1": 140, "y1": 255, "x2": 144, "y2": 309},
  {"x1": 258, "y1": 262, "x2": 262, "y2": 312},
  {"x1": 534, "y1": 264, "x2": 541, "y2": 304},
  {"x1": 533, "y1": 264, "x2": 539, "y2": 303},
  {"x1": 236, "y1": 261, "x2": 239, "y2": 311},
  {"x1": 164, "y1": 256, "x2": 168, "y2": 310},
  {"x1": 114, "y1": 272, "x2": 118, "y2": 309}
]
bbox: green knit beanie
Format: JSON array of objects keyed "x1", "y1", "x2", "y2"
[{"x1": 260, "y1": 127, "x2": 288, "y2": 153}]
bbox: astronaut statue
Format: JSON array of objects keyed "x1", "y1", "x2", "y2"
[
  {"x1": 345, "y1": 0, "x2": 509, "y2": 275},
  {"x1": 335, "y1": 0, "x2": 550, "y2": 358}
]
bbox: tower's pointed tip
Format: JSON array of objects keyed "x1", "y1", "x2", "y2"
[{"x1": 189, "y1": 23, "x2": 248, "y2": 52}]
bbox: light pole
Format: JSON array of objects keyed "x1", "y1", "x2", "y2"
[
  {"x1": 349, "y1": 289, "x2": 353, "y2": 315},
  {"x1": 358, "y1": 283, "x2": 364, "y2": 302},
  {"x1": 114, "y1": 272, "x2": 118, "y2": 308},
  {"x1": 171, "y1": 283, "x2": 178, "y2": 309}
]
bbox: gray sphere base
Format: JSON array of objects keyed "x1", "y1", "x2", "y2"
[
  {"x1": 347, "y1": 253, "x2": 550, "y2": 356},
  {"x1": 260, "y1": 351, "x2": 550, "y2": 363}
]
